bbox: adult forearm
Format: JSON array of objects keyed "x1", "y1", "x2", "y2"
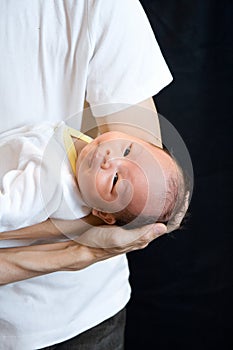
[
  {"x1": 0, "y1": 221, "x2": 167, "y2": 285},
  {"x1": 94, "y1": 98, "x2": 163, "y2": 148},
  {"x1": 0, "y1": 240, "x2": 109, "y2": 285},
  {"x1": 0, "y1": 215, "x2": 102, "y2": 241},
  {"x1": 0, "y1": 216, "x2": 106, "y2": 285}
]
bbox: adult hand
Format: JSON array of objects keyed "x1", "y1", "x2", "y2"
[
  {"x1": 70, "y1": 222, "x2": 167, "y2": 251},
  {"x1": 0, "y1": 215, "x2": 167, "y2": 250},
  {"x1": 59, "y1": 222, "x2": 168, "y2": 272}
]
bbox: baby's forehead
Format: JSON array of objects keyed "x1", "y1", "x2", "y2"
[
  {"x1": 96, "y1": 130, "x2": 172, "y2": 174},
  {"x1": 98, "y1": 131, "x2": 162, "y2": 154},
  {"x1": 96, "y1": 130, "x2": 145, "y2": 144}
]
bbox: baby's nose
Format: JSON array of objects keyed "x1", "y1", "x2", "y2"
[{"x1": 100, "y1": 150, "x2": 111, "y2": 169}]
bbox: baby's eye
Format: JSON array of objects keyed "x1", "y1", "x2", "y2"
[
  {"x1": 112, "y1": 173, "x2": 118, "y2": 187},
  {"x1": 123, "y1": 145, "x2": 131, "y2": 157}
]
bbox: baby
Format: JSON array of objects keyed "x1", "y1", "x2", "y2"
[{"x1": 0, "y1": 122, "x2": 186, "y2": 232}]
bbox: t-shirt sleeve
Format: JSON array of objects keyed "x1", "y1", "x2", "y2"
[{"x1": 86, "y1": 0, "x2": 173, "y2": 116}]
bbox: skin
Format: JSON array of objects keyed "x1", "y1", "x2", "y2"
[{"x1": 76, "y1": 131, "x2": 177, "y2": 224}]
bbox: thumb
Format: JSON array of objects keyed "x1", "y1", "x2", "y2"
[{"x1": 153, "y1": 223, "x2": 167, "y2": 237}]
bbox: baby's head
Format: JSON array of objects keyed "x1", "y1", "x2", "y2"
[{"x1": 76, "y1": 131, "x2": 188, "y2": 229}]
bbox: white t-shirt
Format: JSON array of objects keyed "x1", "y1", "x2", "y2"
[{"x1": 0, "y1": 0, "x2": 173, "y2": 349}]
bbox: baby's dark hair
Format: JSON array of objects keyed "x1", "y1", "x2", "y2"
[{"x1": 114, "y1": 147, "x2": 190, "y2": 231}]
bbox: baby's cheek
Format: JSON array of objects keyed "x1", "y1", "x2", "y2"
[
  {"x1": 115, "y1": 179, "x2": 133, "y2": 208},
  {"x1": 95, "y1": 172, "x2": 111, "y2": 200},
  {"x1": 95, "y1": 178, "x2": 133, "y2": 213}
]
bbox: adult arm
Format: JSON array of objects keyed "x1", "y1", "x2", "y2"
[
  {"x1": 0, "y1": 220, "x2": 166, "y2": 285},
  {"x1": 95, "y1": 97, "x2": 163, "y2": 148},
  {"x1": 82, "y1": 98, "x2": 163, "y2": 148},
  {"x1": 0, "y1": 214, "x2": 100, "y2": 241}
]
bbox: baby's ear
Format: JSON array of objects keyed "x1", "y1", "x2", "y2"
[{"x1": 92, "y1": 209, "x2": 116, "y2": 225}]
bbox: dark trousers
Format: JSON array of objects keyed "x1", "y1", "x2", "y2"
[{"x1": 39, "y1": 308, "x2": 126, "y2": 350}]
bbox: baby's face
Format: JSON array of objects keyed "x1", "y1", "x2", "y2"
[{"x1": 76, "y1": 131, "x2": 172, "y2": 218}]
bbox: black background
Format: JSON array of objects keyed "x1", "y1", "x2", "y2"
[{"x1": 125, "y1": 1, "x2": 233, "y2": 349}]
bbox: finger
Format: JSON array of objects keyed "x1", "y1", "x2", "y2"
[
  {"x1": 153, "y1": 223, "x2": 167, "y2": 237},
  {"x1": 137, "y1": 223, "x2": 167, "y2": 248}
]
